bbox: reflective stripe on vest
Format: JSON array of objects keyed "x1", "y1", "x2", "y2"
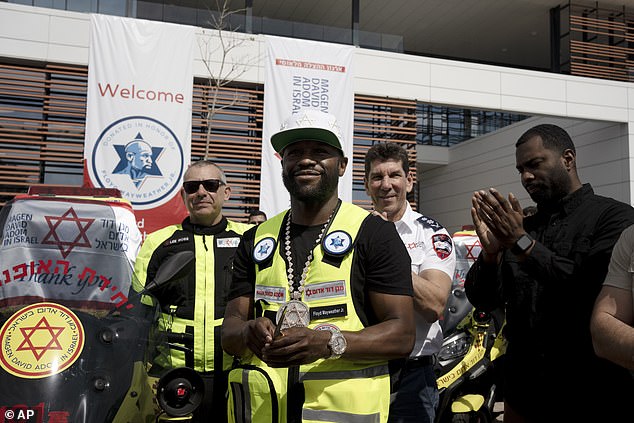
[
  {"x1": 302, "y1": 408, "x2": 381, "y2": 423},
  {"x1": 228, "y1": 364, "x2": 279, "y2": 423},
  {"x1": 299, "y1": 363, "x2": 389, "y2": 381}
]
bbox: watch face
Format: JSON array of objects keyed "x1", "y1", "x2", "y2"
[
  {"x1": 330, "y1": 333, "x2": 347, "y2": 355},
  {"x1": 516, "y1": 234, "x2": 533, "y2": 251},
  {"x1": 315, "y1": 323, "x2": 347, "y2": 357}
]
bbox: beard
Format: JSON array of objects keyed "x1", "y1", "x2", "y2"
[
  {"x1": 282, "y1": 165, "x2": 339, "y2": 204},
  {"x1": 526, "y1": 165, "x2": 572, "y2": 206}
]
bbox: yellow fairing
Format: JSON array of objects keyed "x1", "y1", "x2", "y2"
[
  {"x1": 436, "y1": 332, "x2": 486, "y2": 390},
  {"x1": 110, "y1": 362, "x2": 155, "y2": 423},
  {"x1": 451, "y1": 394, "x2": 485, "y2": 413}
]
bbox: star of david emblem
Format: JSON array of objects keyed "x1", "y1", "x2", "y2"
[
  {"x1": 296, "y1": 111, "x2": 315, "y2": 127},
  {"x1": 278, "y1": 301, "x2": 310, "y2": 330},
  {"x1": 257, "y1": 243, "x2": 271, "y2": 255},
  {"x1": 327, "y1": 119, "x2": 342, "y2": 139},
  {"x1": 465, "y1": 239, "x2": 482, "y2": 260},
  {"x1": 42, "y1": 207, "x2": 95, "y2": 258},
  {"x1": 17, "y1": 316, "x2": 64, "y2": 361},
  {"x1": 329, "y1": 235, "x2": 345, "y2": 249},
  {"x1": 323, "y1": 231, "x2": 352, "y2": 256},
  {"x1": 112, "y1": 132, "x2": 163, "y2": 188}
]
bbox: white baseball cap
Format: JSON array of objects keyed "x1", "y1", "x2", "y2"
[{"x1": 271, "y1": 109, "x2": 344, "y2": 153}]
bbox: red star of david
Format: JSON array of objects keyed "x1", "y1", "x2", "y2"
[
  {"x1": 42, "y1": 207, "x2": 95, "y2": 258},
  {"x1": 17, "y1": 316, "x2": 65, "y2": 361},
  {"x1": 464, "y1": 239, "x2": 482, "y2": 260}
]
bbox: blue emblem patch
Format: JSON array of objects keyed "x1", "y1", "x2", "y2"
[
  {"x1": 322, "y1": 230, "x2": 352, "y2": 256},
  {"x1": 253, "y1": 237, "x2": 276, "y2": 263}
]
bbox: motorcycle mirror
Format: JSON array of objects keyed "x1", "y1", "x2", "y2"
[
  {"x1": 143, "y1": 250, "x2": 195, "y2": 293},
  {"x1": 157, "y1": 367, "x2": 205, "y2": 417}
]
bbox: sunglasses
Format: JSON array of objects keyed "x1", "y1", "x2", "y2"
[{"x1": 182, "y1": 179, "x2": 225, "y2": 194}]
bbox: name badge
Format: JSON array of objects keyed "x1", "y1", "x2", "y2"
[
  {"x1": 310, "y1": 304, "x2": 348, "y2": 321},
  {"x1": 304, "y1": 280, "x2": 347, "y2": 301},
  {"x1": 217, "y1": 237, "x2": 240, "y2": 248},
  {"x1": 254, "y1": 285, "x2": 286, "y2": 303}
]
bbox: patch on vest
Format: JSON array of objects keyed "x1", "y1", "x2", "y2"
[
  {"x1": 432, "y1": 233, "x2": 453, "y2": 259},
  {"x1": 217, "y1": 237, "x2": 240, "y2": 248},
  {"x1": 322, "y1": 231, "x2": 352, "y2": 256},
  {"x1": 253, "y1": 237, "x2": 276, "y2": 263},
  {"x1": 304, "y1": 280, "x2": 347, "y2": 301},
  {"x1": 254, "y1": 285, "x2": 286, "y2": 303},
  {"x1": 310, "y1": 304, "x2": 348, "y2": 321}
]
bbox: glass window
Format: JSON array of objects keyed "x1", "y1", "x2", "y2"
[
  {"x1": 137, "y1": 1, "x2": 163, "y2": 21},
  {"x1": 252, "y1": 0, "x2": 350, "y2": 45},
  {"x1": 324, "y1": 25, "x2": 351, "y2": 45},
  {"x1": 164, "y1": 3, "x2": 197, "y2": 26},
  {"x1": 66, "y1": 0, "x2": 98, "y2": 13},
  {"x1": 99, "y1": 0, "x2": 128, "y2": 16},
  {"x1": 34, "y1": 1, "x2": 54, "y2": 7},
  {"x1": 261, "y1": 16, "x2": 293, "y2": 38},
  {"x1": 358, "y1": 30, "x2": 381, "y2": 50},
  {"x1": 416, "y1": 104, "x2": 529, "y2": 146}
]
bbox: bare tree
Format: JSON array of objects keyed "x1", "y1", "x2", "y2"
[{"x1": 198, "y1": 0, "x2": 259, "y2": 159}]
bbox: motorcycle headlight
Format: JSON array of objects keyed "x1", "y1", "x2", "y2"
[{"x1": 438, "y1": 332, "x2": 471, "y2": 361}]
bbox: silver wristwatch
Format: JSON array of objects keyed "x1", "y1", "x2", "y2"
[{"x1": 326, "y1": 327, "x2": 347, "y2": 359}]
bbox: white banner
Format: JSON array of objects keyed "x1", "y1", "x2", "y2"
[
  {"x1": 84, "y1": 15, "x2": 194, "y2": 235},
  {"x1": 261, "y1": 36, "x2": 355, "y2": 216},
  {"x1": 0, "y1": 196, "x2": 142, "y2": 309}
]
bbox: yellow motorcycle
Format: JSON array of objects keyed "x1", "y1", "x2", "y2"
[
  {"x1": 435, "y1": 228, "x2": 505, "y2": 423},
  {"x1": 434, "y1": 307, "x2": 506, "y2": 423}
]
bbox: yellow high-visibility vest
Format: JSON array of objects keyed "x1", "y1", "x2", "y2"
[{"x1": 228, "y1": 202, "x2": 390, "y2": 423}]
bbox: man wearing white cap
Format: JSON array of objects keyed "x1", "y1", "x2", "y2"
[{"x1": 222, "y1": 109, "x2": 415, "y2": 423}]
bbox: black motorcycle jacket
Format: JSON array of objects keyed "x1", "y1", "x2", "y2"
[{"x1": 133, "y1": 216, "x2": 251, "y2": 373}]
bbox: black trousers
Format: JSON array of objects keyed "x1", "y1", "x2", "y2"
[{"x1": 191, "y1": 371, "x2": 228, "y2": 423}]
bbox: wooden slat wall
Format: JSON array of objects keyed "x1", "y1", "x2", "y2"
[
  {"x1": 190, "y1": 82, "x2": 265, "y2": 221},
  {"x1": 0, "y1": 62, "x2": 417, "y2": 221},
  {"x1": 567, "y1": 3, "x2": 634, "y2": 82},
  {"x1": 0, "y1": 64, "x2": 87, "y2": 200},
  {"x1": 353, "y1": 95, "x2": 417, "y2": 211}
]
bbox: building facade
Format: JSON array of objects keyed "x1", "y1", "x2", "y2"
[{"x1": 1, "y1": 1, "x2": 634, "y2": 232}]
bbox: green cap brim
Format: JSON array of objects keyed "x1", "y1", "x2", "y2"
[{"x1": 271, "y1": 127, "x2": 342, "y2": 153}]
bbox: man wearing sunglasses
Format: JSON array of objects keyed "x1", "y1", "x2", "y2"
[{"x1": 133, "y1": 160, "x2": 252, "y2": 422}]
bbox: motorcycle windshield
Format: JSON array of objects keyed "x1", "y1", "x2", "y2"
[{"x1": 0, "y1": 193, "x2": 163, "y2": 423}]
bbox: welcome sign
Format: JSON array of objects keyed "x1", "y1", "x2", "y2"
[{"x1": 84, "y1": 15, "x2": 194, "y2": 236}]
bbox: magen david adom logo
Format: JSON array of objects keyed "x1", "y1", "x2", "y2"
[
  {"x1": 91, "y1": 116, "x2": 184, "y2": 210},
  {"x1": 0, "y1": 302, "x2": 85, "y2": 379}
]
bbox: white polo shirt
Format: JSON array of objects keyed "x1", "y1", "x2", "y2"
[{"x1": 394, "y1": 203, "x2": 456, "y2": 358}]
